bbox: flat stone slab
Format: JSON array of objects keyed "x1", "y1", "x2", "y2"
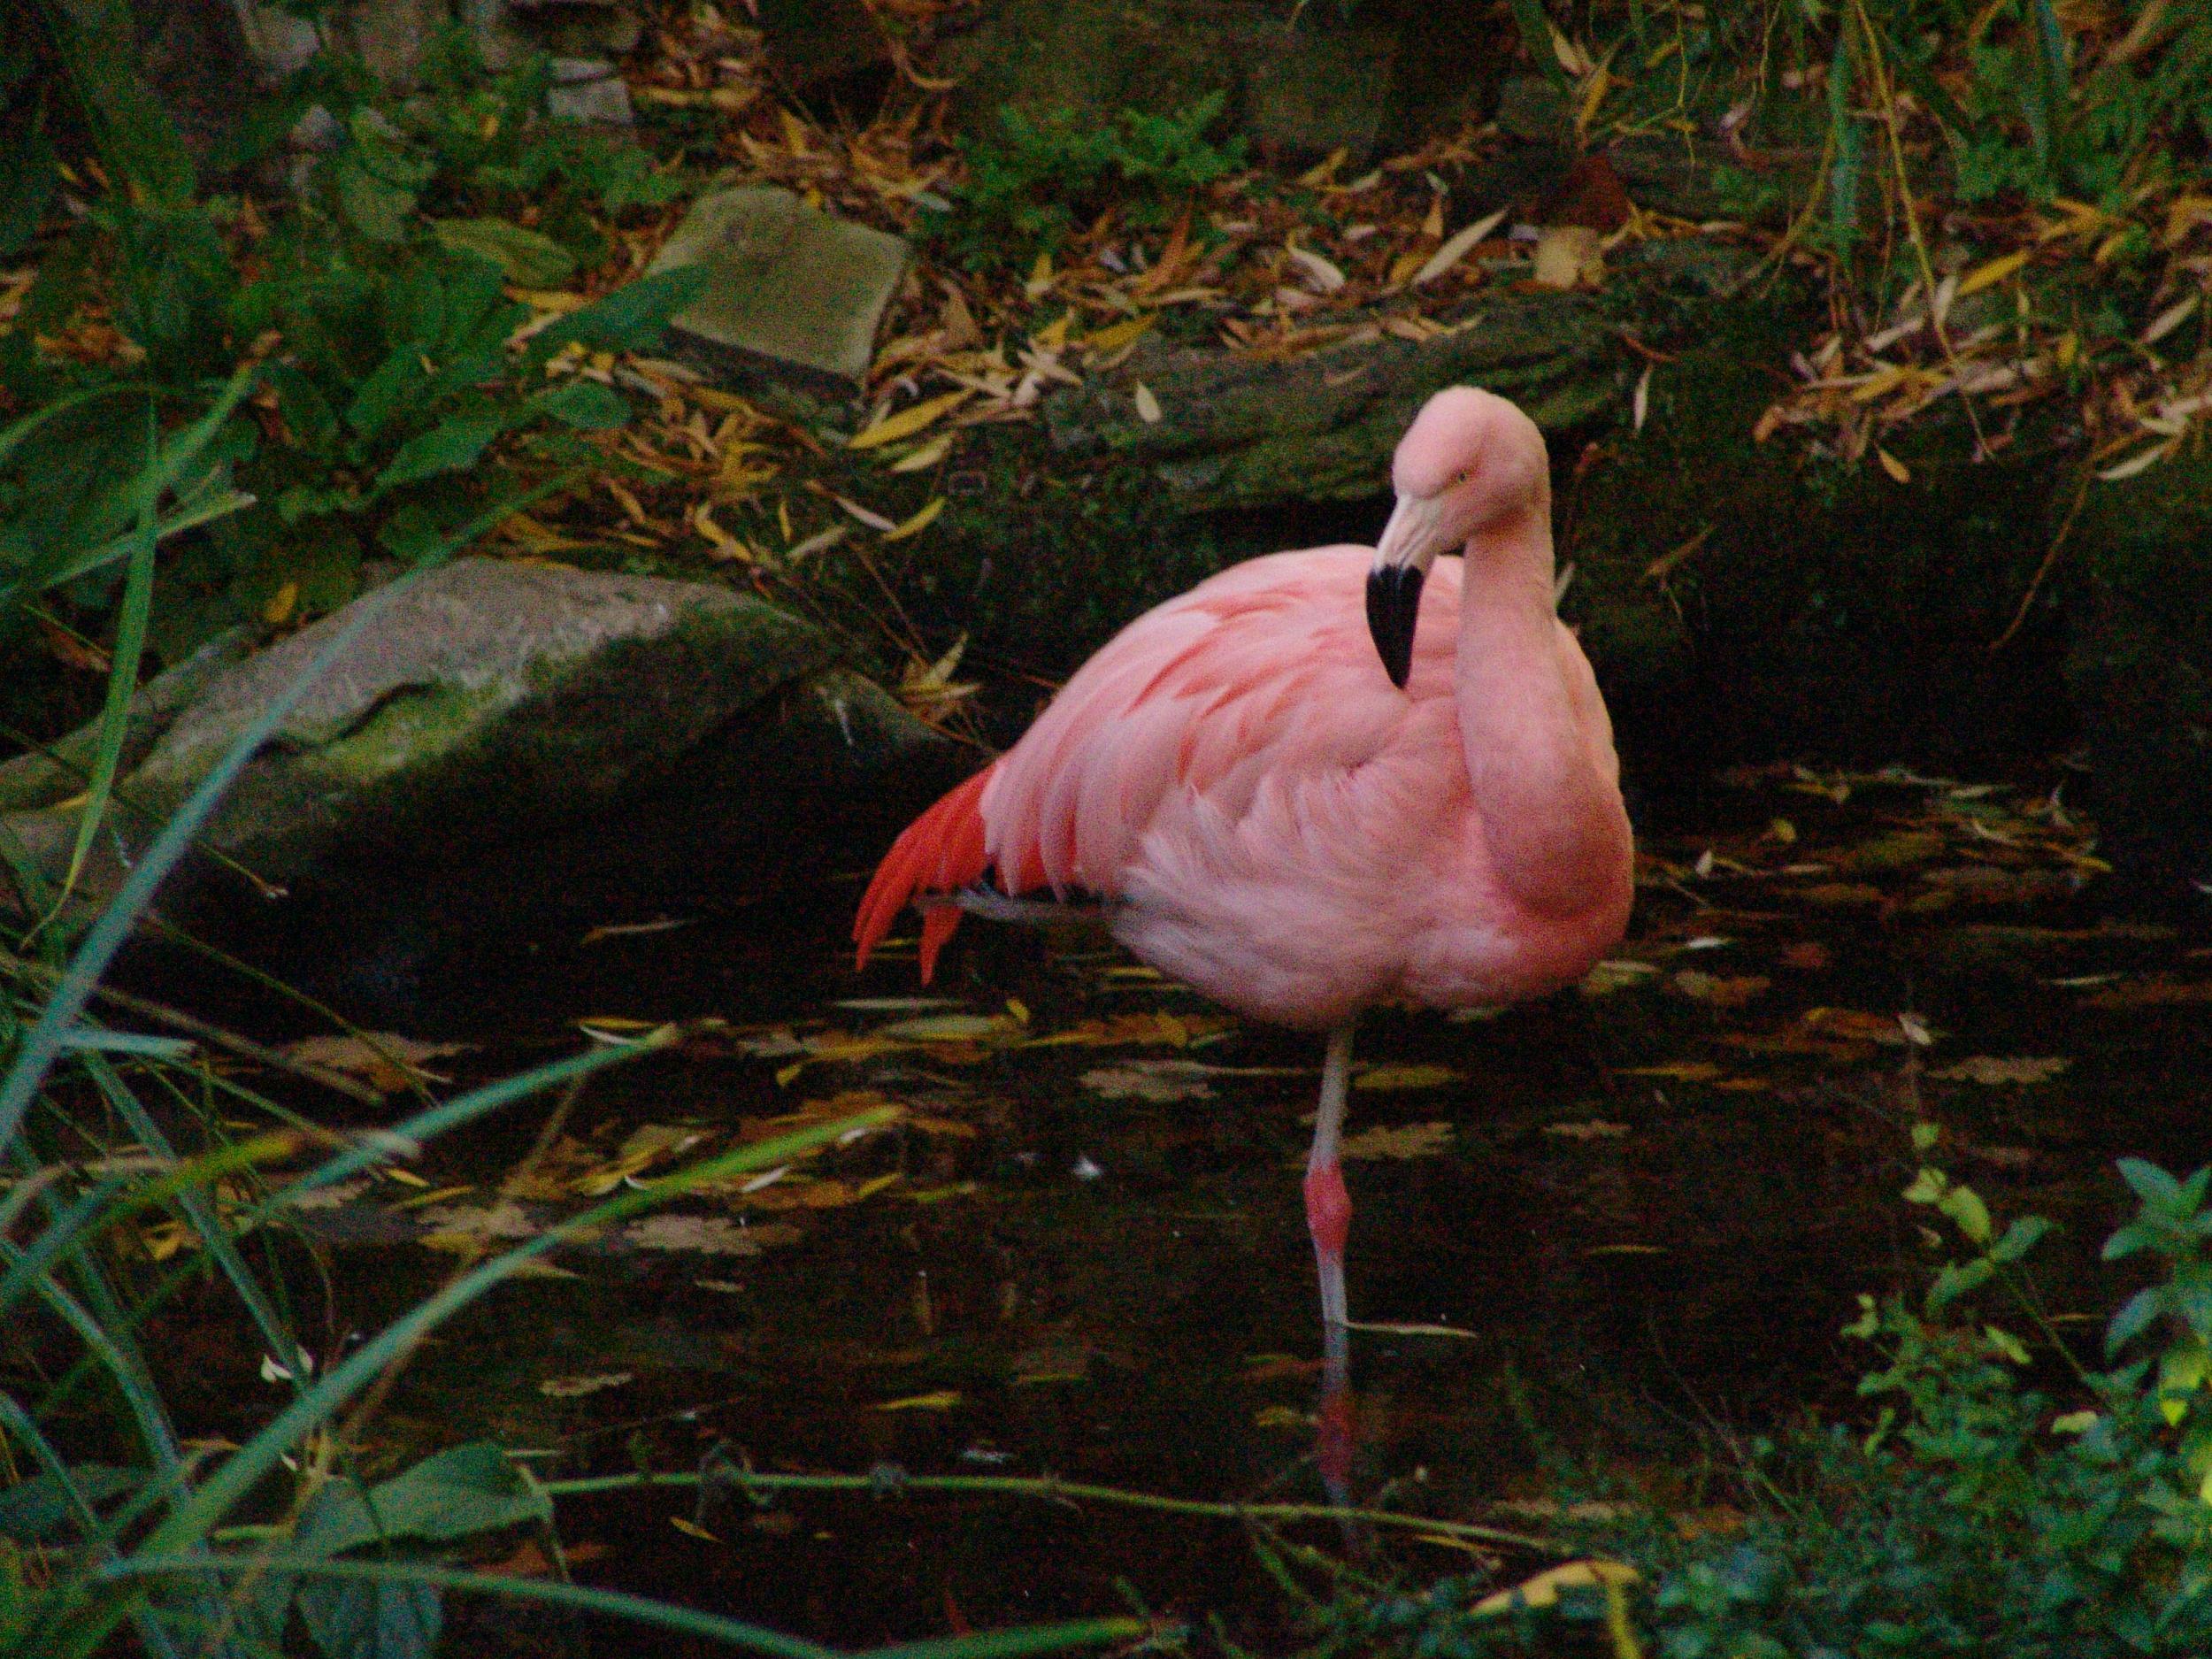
[{"x1": 648, "y1": 186, "x2": 910, "y2": 393}]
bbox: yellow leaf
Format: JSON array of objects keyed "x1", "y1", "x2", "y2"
[
  {"x1": 1474, "y1": 1558, "x2": 1640, "y2": 1616},
  {"x1": 1081, "y1": 314, "x2": 1156, "y2": 355},
  {"x1": 1955, "y1": 249, "x2": 2030, "y2": 298},
  {"x1": 875, "y1": 1013, "x2": 1016, "y2": 1041},
  {"x1": 1419, "y1": 196, "x2": 1444, "y2": 241},
  {"x1": 890, "y1": 434, "x2": 954, "y2": 473},
  {"x1": 1354, "y1": 1064, "x2": 1460, "y2": 1092},
  {"x1": 1025, "y1": 250, "x2": 1054, "y2": 298},
  {"x1": 263, "y1": 581, "x2": 299, "y2": 626},
  {"x1": 1032, "y1": 310, "x2": 1075, "y2": 351},
  {"x1": 1133, "y1": 382, "x2": 1163, "y2": 424},
  {"x1": 870, "y1": 1389, "x2": 964, "y2": 1411},
  {"x1": 669, "y1": 1516, "x2": 721, "y2": 1542},
  {"x1": 1877, "y1": 446, "x2": 1910, "y2": 483},
  {"x1": 882, "y1": 496, "x2": 945, "y2": 543},
  {"x1": 1340, "y1": 1121, "x2": 1455, "y2": 1161},
  {"x1": 848, "y1": 389, "x2": 971, "y2": 451}
]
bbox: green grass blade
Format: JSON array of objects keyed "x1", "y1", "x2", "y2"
[
  {"x1": 108, "y1": 1555, "x2": 840, "y2": 1658},
  {"x1": 1504, "y1": 0, "x2": 1572, "y2": 93},
  {"x1": 53, "y1": 411, "x2": 161, "y2": 904},
  {"x1": 139, "y1": 1106, "x2": 900, "y2": 1556},
  {"x1": 863, "y1": 1621, "x2": 1151, "y2": 1659},
  {"x1": 0, "y1": 1394, "x2": 185, "y2": 1659},
  {"x1": 31, "y1": 0, "x2": 197, "y2": 206},
  {"x1": 81, "y1": 1054, "x2": 311, "y2": 1385}
]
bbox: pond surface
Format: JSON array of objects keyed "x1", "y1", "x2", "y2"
[{"x1": 225, "y1": 765, "x2": 2212, "y2": 1653}]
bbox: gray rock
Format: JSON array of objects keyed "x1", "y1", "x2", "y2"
[
  {"x1": 1045, "y1": 290, "x2": 1624, "y2": 515},
  {"x1": 544, "y1": 58, "x2": 634, "y2": 125},
  {"x1": 647, "y1": 187, "x2": 912, "y2": 394},
  {"x1": 0, "y1": 560, "x2": 952, "y2": 931},
  {"x1": 938, "y1": 0, "x2": 1502, "y2": 164}
]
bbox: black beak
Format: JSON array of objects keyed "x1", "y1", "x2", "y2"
[{"x1": 1365, "y1": 563, "x2": 1426, "y2": 689}]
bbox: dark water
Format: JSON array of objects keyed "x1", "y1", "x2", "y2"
[{"x1": 229, "y1": 766, "x2": 2211, "y2": 1652}]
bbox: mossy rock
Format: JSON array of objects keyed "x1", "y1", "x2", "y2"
[{"x1": 0, "y1": 559, "x2": 957, "y2": 949}]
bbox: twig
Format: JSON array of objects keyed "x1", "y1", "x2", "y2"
[
  {"x1": 1990, "y1": 464, "x2": 2094, "y2": 651},
  {"x1": 539, "y1": 1467, "x2": 1562, "y2": 1555},
  {"x1": 1848, "y1": 0, "x2": 1992, "y2": 460}
]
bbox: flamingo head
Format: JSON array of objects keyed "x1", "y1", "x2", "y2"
[{"x1": 1368, "y1": 387, "x2": 1550, "y2": 687}]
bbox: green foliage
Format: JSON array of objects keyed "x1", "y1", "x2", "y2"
[
  {"x1": 926, "y1": 93, "x2": 1245, "y2": 272},
  {"x1": 0, "y1": 23, "x2": 696, "y2": 667},
  {"x1": 1309, "y1": 1134, "x2": 2212, "y2": 1658}
]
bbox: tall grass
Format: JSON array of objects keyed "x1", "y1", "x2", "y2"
[{"x1": 0, "y1": 392, "x2": 1141, "y2": 1659}]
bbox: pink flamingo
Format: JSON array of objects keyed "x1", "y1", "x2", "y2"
[{"x1": 855, "y1": 386, "x2": 1633, "y2": 1463}]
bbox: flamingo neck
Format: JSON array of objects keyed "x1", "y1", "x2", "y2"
[{"x1": 1453, "y1": 511, "x2": 1625, "y2": 917}]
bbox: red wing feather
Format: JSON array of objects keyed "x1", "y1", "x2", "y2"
[{"x1": 852, "y1": 764, "x2": 997, "y2": 982}]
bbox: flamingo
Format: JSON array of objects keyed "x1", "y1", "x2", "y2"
[{"x1": 854, "y1": 386, "x2": 1634, "y2": 1470}]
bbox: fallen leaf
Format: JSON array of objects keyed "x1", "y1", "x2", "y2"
[
  {"x1": 1932, "y1": 1056, "x2": 2070, "y2": 1086},
  {"x1": 874, "y1": 1013, "x2": 1020, "y2": 1042},
  {"x1": 1340, "y1": 1121, "x2": 1455, "y2": 1161},
  {"x1": 847, "y1": 389, "x2": 970, "y2": 450},
  {"x1": 1354, "y1": 1064, "x2": 1460, "y2": 1092},
  {"x1": 1080, "y1": 1063, "x2": 1215, "y2": 1102},
  {"x1": 1617, "y1": 1061, "x2": 1723, "y2": 1081},
  {"x1": 669, "y1": 1517, "x2": 720, "y2": 1542},
  {"x1": 1411, "y1": 208, "x2": 1509, "y2": 286},
  {"x1": 1580, "y1": 959, "x2": 1659, "y2": 995},
  {"x1": 1671, "y1": 971, "x2": 1771, "y2": 1007},
  {"x1": 881, "y1": 496, "x2": 945, "y2": 542},
  {"x1": 625, "y1": 1216, "x2": 800, "y2": 1256},
  {"x1": 1544, "y1": 1120, "x2": 1631, "y2": 1140},
  {"x1": 1877, "y1": 446, "x2": 1910, "y2": 484},
  {"x1": 539, "y1": 1372, "x2": 634, "y2": 1399},
  {"x1": 1133, "y1": 382, "x2": 1163, "y2": 424},
  {"x1": 870, "y1": 1390, "x2": 964, "y2": 1411},
  {"x1": 278, "y1": 1033, "x2": 472, "y2": 1094}
]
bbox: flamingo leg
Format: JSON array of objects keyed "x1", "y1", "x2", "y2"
[
  {"x1": 1305, "y1": 1023, "x2": 1358, "y2": 1501},
  {"x1": 1303, "y1": 1023, "x2": 1356, "y2": 1331}
]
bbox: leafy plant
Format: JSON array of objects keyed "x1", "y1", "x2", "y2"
[
  {"x1": 0, "y1": 20, "x2": 700, "y2": 674},
  {"x1": 1306, "y1": 1128, "x2": 2212, "y2": 1658},
  {"x1": 926, "y1": 93, "x2": 1245, "y2": 271}
]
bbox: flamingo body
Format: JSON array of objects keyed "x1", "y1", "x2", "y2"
[
  {"x1": 854, "y1": 547, "x2": 1630, "y2": 1027},
  {"x1": 853, "y1": 387, "x2": 1633, "y2": 1486}
]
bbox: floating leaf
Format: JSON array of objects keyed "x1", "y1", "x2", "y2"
[
  {"x1": 1932, "y1": 1056, "x2": 2070, "y2": 1086},
  {"x1": 1671, "y1": 971, "x2": 1770, "y2": 1007},
  {"x1": 1081, "y1": 1064, "x2": 1215, "y2": 1102},
  {"x1": 1340, "y1": 1121, "x2": 1455, "y2": 1161},
  {"x1": 1354, "y1": 1064, "x2": 1460, "y2": 1092},
  {"x1": 538, "y1": 1372, "x2": 634, "y2": 1399},
  {"x1": 871, "y1": 1390, "x2": 964, "y2": 1411}
]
